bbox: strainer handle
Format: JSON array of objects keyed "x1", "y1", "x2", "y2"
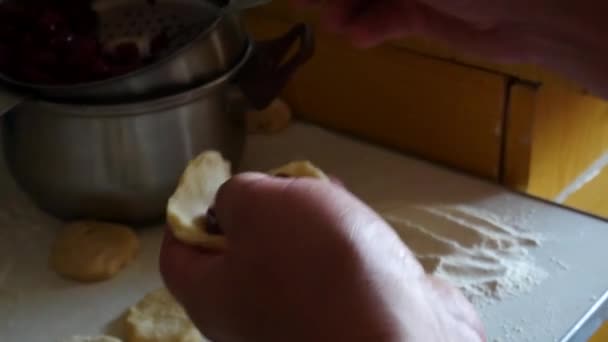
[{"x1": 237, "y1": 23, "x2": 315, "y2": 110}]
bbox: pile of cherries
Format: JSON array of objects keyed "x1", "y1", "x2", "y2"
[{"x1": 0, "y1": 0, "x2": 168, "y2": 85}]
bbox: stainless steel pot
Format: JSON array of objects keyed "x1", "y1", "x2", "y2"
[
  {"x1": 1, "y1": 23, "x2": 314, "y2": 224},
  {"x1": 0, "y1": 0, "x2": 269, "y2": 108}
]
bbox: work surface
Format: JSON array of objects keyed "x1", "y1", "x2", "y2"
[{"x1": 1, "y1": 122, "x2": 608, "y2": 342}]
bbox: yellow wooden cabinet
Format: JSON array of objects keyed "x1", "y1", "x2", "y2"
[
  {"x1": 244, "y1": 5, "x2": 608, "y2": 221},
  {"x1": 500, "y1": 82, "x2": 608, "y2": 219},
  {"x1": 245, "y1": 15, "x2": 506, "y2": 180}
]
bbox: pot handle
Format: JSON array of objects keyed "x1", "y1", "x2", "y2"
[{"x1": 237, "y1": 23, "x2": 315, "y2": 110}]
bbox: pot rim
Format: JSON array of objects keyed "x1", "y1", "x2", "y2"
[
  {"x1": 0, "y1": 0, "x2": 245, "y2": 95},
  {"x1": 23, "y1": 41, "x2": 254, "y2": 117}
]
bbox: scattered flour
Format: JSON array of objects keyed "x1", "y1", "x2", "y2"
[
  {"x1": 0, "y1": 137, "x2": 63, "y2": 335},
  {"x1": 380, "y1": 204, "x2": 546, "y2": 306}
]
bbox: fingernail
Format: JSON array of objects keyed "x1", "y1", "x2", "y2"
[{"x1": 329, "y1": 175, "x2": 344, "y2": 187}]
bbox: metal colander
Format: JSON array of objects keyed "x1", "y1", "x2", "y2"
[
  {"x1": 0, "y1": 0, "x2": 265, "y2": 102},
  {"x1": 93, "y1": 0, "x2": 219, "y2": 58}
]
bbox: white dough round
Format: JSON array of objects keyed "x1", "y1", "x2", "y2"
[
  {"x1": 50, "y1": 221, "x2": 140, "y2": 282},
  {"x1": 125, "y1": 288, "x2": 209, "y2": 342}
]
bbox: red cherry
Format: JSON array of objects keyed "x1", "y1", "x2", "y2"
[
  {"x1": 67, "y1": 8, "x2": 99, "y2": 34},
  {"x1": 49, "y1": 32, "x2": 75, "y2": 50},
  {"x1": 65, "y1": 35, "x2": 100, "y2": 66},
  {"x1": 0, "y1": 0, "x2": 161, "y2": 84},
  {"x1": 150, "y1": 30, "x2": 170, "y2": 56},
  {"x1": 38, "y1": 9, "x2": 66, "y2": 36},
  {"x1": 112, "y1": 42, "x2": 140, "y2": 65},
  {"x1": 90, "y1": 57, "x2": 112, "y2": 78},
  {"x1": 0, "y1": 44, "x2": 13, "y2": 69}
]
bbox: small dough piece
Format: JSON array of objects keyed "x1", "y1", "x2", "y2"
[
  {"x1": 125, "y1": 288, "x2": 209, "y2": 342},
  {"x1": 268, "y1": 160, "x2": 330, "y2": 181},
  {"x1": 60, "y1": 335, "x2": 122, "y2": 342},
  {"x1": 246, "y1": 98, "x2": 292, "y2": 134},
  {"x1": 50, "y1": 221, "x2": 139, "y2": 282},
  {"x1": 166, "y1": 150, "x2": 231, "y2": 250}
]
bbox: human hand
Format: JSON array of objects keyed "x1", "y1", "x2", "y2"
[
  {"x1": 294, "y1": 0, "x2": 608, "y2": 98},
  {"x1": 160, "y1": 173, "x2": 485, "y2": 341}
]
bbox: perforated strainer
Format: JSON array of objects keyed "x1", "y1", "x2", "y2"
[
  {"x1": 93, "y1": 0, "x2": 245, "y2": 61},
  {"x1": 0, "y1": 0, "x2": 267, "y2": 103}
]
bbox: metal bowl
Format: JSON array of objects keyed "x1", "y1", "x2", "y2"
[{"x1": 0, "y1": 23, "x2": 315, "y2": 224}]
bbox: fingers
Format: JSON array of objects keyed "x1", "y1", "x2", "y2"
[
  {"x1": 410, "y1": 6, "x2": 540, "y2": 63},
  {"x1": 343, "y1": 0, "x2": 413, "y2": 48},
  {"x1": 159, "y1": 228, "x2": 223, "y2": 305},
  {"x1": 212, "y1": 172, "x2": 281, "y2": 241},
  {"x1": 213, "y1": 172, "x2": 424, "y2": 277},
  {"x1": 213, "y1": 172, "x2": 344, "y2": 240},
  {"x1": 346, "y1": 1, "x2": 536, "y2": 63},
  {"x1": 292, "y1": 0, "x2": 537, "y2": 64},
  {"x1": 426, "y1": 275, "x2": 486, "y2": 341},
  {"x1": 323, "y1": 0, "x2": 362, "y2": 32},
  {"x1": 292, "y1": 0, "x2": 413, "y2": 46},
  {"x1": 328, "y1": 174, "x2": 345, "y2": 187}
]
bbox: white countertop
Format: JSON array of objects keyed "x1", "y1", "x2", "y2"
[{"x1": 1, "y1": 122, "x2": 608, "y2": 342}]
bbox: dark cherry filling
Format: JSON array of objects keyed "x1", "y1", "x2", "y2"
[
  {"x1": 204, "y1": 208, "x2": 222, "y2": 235},
  {"x1": 0, "y1": 0, "x2": 170, "y2": 85}
]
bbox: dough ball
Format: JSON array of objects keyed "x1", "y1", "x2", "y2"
[
  {"x1": 125, "y1": 288, "x2": 209, "y2": 342},
  {"x1": 60, "y1": 335, "x2": 122, "y2": 342},
  {"x1": 166, "y1": 150, "x2": 231, "y2": 250},
  {"x1": 268, "y1": 160, "x2": 330, "y2": 181},
  {"x1": 246, "y1": 98, "x2": 292, "y2": 134},
  {"x1": 50, "y1": 221, "x2": 139, "y2": 282}
]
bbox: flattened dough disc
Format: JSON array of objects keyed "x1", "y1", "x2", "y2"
[
  {"x1": 50, "y1": 221, "x2": 139, "y2": 282},
  {"x1": 125, "y1": 288, "x2": 209, "y2": 342}
]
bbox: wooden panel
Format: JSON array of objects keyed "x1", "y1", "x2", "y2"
[
  {"x1": 388, "y1": 38, "x2": 585, "y2": 93},
  {"x1": 526, "y1": 85, "x2": 608, "y2": 203},
  {"x1": 503, "y1": 82, "x2": 537, "y2": 191},
  {"x1": 563, "y1": 158, "x2": 608, "y2": 218},
  {"x1": 244, "y1": 15, "x2": 506, "y2": 179},
  {"x1": 590, "y1": 322, "x2": 608, "y2": 342},
  {"x1": 247, "y1": 4, "x2": 585, "y2": 92}
]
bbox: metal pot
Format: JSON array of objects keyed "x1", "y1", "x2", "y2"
[
  {"x1": 0, "y1": 0, "x2": 269, "y2": 110},
  {"x1": 1, "y1": 23, "x2": 314, "y2": 224}
]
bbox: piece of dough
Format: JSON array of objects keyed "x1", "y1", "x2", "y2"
[
  {"x1": 125, "y1": 288, "x2": 209, "y2": 342},
  {"x1": 166, "y1": 153, "x2": 330, "y2": 250},
  {"x1": 246, "y1": 98, "x2": 292, "y2": 134},
  {"x1": 166, "y1": 150, "x2": 231, "y2": 250},
  {"x1": 50, "y1": 221, "x2": 139, "y2": 282},
  {"x1": 268, "y1": 160, "x2": 330, "y2": 181},
  {"x1": 60, "y1": 335, "x2": 122, "y2": 342}
]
